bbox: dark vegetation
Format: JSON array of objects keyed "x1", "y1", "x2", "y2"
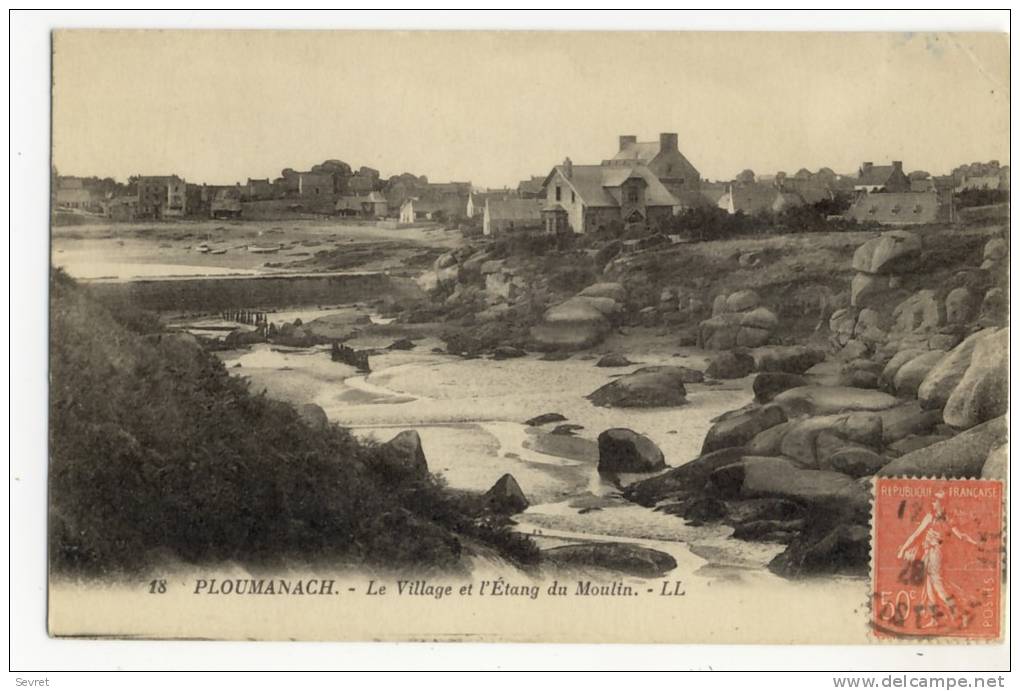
[
  {"x1": 658, "y1": 197, "x2": 859, "y2": 241},
  {"x1": 955, "y1": 188, "x2": 1009, "y2": 209},
  {"x1": 49, "y1": 269, "x2": 537, "y2": 577}
]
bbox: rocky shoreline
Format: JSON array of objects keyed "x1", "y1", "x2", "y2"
[
  {"x1": 403, "y1": 228, "x2": 1008, "y2": 578},
  {"x1": 202, "y1": 224, "x2": 1007, "y2": 579}
]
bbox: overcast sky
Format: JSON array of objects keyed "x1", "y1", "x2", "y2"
[{"x1": 53, "y1": 30, "x2": 1009, "y2": 188}]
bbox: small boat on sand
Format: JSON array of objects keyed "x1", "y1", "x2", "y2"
[
  {"x1": 210, "y1": 248, "x2": 227, "y2": 255},
  {"x1": 248, "y1": 244, "x2": 282, "y2": 254}
]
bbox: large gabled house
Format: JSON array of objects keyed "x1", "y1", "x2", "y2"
[
  {"x1": 846, "y1": 190, "x2": 952, "y2": 225},
  {"x1": 538, "y1": 132, "x2": 700, "y2": 234},
  {"x1": 516, "y1": 176, "x2": 546, "y2": 199},
  {"x1": 607, "y1": 133, "x2": 702, "y2": 197},
  {"x1": 541, "y1": 158, "x2": 680, "y2": 234},
  {"x1": 854, "y1": 161, "x2": 911, "y2": 193},
  {"x1": 483, "y1": 198, "x2": 544, "y2": 236},
  {"x1": 717, "y1": 182, "x2": 807, "y2": 216}
]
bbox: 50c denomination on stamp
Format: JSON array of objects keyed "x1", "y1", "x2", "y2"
[{"x1": 872, "y1": 477, "x2": 1003, "y2": 640}]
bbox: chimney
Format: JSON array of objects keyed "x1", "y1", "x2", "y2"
[
  {"x1": 861, "y1": 162, "x2": 873, "y2": 175},
  {"x1": 563, "y1": 157, "x2": 573, "y2": 179},
  {"x1": 892, "y1": 161, "x2": 903, "y2": 173},
  {"x1": 659, "y1": 132, "x2": 678, "y2": 153},
  {"x1": 619, "y1": 135, "x2": 637, "y2": 151}
]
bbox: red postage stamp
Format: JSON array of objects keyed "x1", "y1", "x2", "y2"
[{"x1": 872, "y1": 477, "x2": 1003, "y2": 640}]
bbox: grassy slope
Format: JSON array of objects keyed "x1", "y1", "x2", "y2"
[{"x1": 49, "y1": 270, "x2": 533, "y2": 577}]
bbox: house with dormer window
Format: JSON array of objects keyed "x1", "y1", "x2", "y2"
[{"x1": 538, "y1": 132, "x2": 705, "y2": 234}]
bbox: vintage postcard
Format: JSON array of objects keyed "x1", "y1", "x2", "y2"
[{"x1": 47, "y1": 29, "x2": 1009, "y2": 647}]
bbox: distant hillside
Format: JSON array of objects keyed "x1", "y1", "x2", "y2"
[{"x1": 48, "y1": 269, "x2": 532, "y2": 576}]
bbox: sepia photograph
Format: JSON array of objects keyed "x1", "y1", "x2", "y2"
[{"x1": 11, "y1": 10, "x2": 1011, "y2": 674}]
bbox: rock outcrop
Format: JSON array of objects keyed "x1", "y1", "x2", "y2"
[
  {"x1": 877, "y1": 416, "x2": 1007, "y2": 478},
  {"x1": 483, "y1": 473, "x2": 529, "y2": 514},
  {"x1": 297, "y1": 403, "x2": 330, "y2": 430},
  {"x1": 750, "y1": 346, "x2": 826, "y2": 374},
  {"x1": 525, "y1": 412, "x2": 567, "y2": 426},
  {"x1": 587, "y1": 366, "x2": 691, "y2": 408},
  {"x1": 542, "y1": 542, "x2": 677, "y2": 578},
  {"x1": 942, "y1": 328, "x2": 1009, "y2": 430},
  {"x1": 376, "y1": 430, "x2": 429, "y2": 479},
  {"x1": 595, "y1": 353, "x2": 635, "y2": 368},
  {"x1": 706, "y1": 350, "x2": 756, "y2": 379},
  {"x1": 891, "y1": 350, "x2": 946, "y2": 398},
  {"x1": 597, "y1": 429, "x2": 667, "y2": 473},
  {"x1": 916, "y1": 329, "x2": 995, "y2": 410},
  {"x1": 578, "y1": 282, "x2": 627, "y2": 302},
  {"x1": 753, "y1": 372, "x2": 810, "y2": 403},
  {"x1": 699, "y1": 289, "x2": 779, "y2": 349},
  {"x1": 771, "y1": 385, "x2": 899, "y2": 417},
  {"x1": 529, "y1": 296, "x2": 612, "y2": 351},
  {"x1": 709, "y1": 456, "x2": 870, "y2": 517},
  {"x1": 701, "y1": 404, "x2": 787, "y2": 455},
  {"x1": 852, "y1": 230, "x2": 922, "y2": 275}
]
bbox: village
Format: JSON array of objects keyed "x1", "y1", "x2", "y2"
[
  {"x1": 50, "y1": 123, "x2": 1010, "y2": 585},
  {"x1": 53, "y1": 130, "x2": 1009, "y2": 238}
]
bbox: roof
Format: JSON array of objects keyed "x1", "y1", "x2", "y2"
[
  {"x1": 403, "y1": 197, "x2": 462, "y2": 214},
  {"x1": 698, "y1": 182, "x2": 730, "y2": 205},
  {"x1": 910, "y1": 178, "x2": 935, "y2": 193},
  {"x1": 780, "y1": 178, "x2": 832, "y2": 205},
  {"x1": 673, "y1": 190, "x2": 715, "y2": 210},
  {"x1": 425, "y1": 182, "x2": 471, "y2": 196},
  {"x1": 611, "y1": 141, "x2": 661, "y2": 163},
  {"x1": 486, "y1": 198, "x2": 543, "y2": 221},
  {"x1": 55, "y1": 187, "x2": 92, "y2": 201},
  {"x1": 517, "y1": 176, "x2": 545, "y2": 195},
  {"x1": 337, "y1": 192, "x2": 388, "y2": 210},
  {"x1": 720, "y1": 183, "x2": 783, "y2": 215},
  {"x1": 773, "y1": 191, "x2": 806, "y2": 213},
  {"x1": 856, "y1": 165, "x2": 896, "y2": 187},
  {"x1": 957, "y1": 175, "x2": 1002, "y2": 191},
  {"x1": 847, "y1": 191, "x2": 943, "y2": 225},
  {"x1": 545, "y1": 164, "x2": 678, "y2": 208},
  {"x1": 138, "y1": 175, "x2": 184, "y2": 183}
]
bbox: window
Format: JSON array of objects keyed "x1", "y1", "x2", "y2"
[
  {"x1": 627, "y1": 188, "x2": 639, "y2": 203},
  {"x1": 890, "y1": 204, "x2": 901, "y2": 215},
  {"x1": 555, "y1": 186, "x2": 562, "y2": 202},
  {"x1": 571, "y1": 190, "x2": 576, "y2": 203},
  {"x1": 913, "y1": 204, "x2": 923, "y2": 214}
]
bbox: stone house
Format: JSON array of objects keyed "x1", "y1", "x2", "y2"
[
  {"x1": 540, "y1": 158, "x2": 681, "y2": 234},
  {"x1": 467, "y1": 189, "x2": 514, "y2": 218},
  {"x1": 483, "y1": 198, "x2": 544, "y2": 236},
  {"x1": 55, "y1": 183, "x2": 97, "y2": 211},
  {"x1": 538, "y1": 132, "x2": 703, "y2": 234},
  {"x1": 847, "y1": 191, "x2": 952, "y2": 225},
  {"x1": 336, "y1": 191, "x2": 388, "y2": 218},
  {"x1": 606, "y1": 132, "x2": 703, "y2": 197},
  {"x1": 717, "y1": 182, "x2": 806, "y2": 215},
  {"x1": 854, "y1": 161, "x2": 911, "y2": 193},
  {"x1": 136, "y1": 175, "x2": 187, "y2": 218},
  {"x1": 245, "y1": 178, "x2": 275, "y2": 200},
  {"x1": 399, "y1": 197, "x2": 462, "y2": 224},
  {"x1": 516, "y1": 176, "x2": 546, "y2": 199}
]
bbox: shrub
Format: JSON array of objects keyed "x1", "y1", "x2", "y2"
[{"x1": 49, "y1": 270, "x2": 536, "y2": 576}]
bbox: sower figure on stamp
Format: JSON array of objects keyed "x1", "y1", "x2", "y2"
[{"x1": 896, "y1": 490, "x2": 981, "y2": 629}]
